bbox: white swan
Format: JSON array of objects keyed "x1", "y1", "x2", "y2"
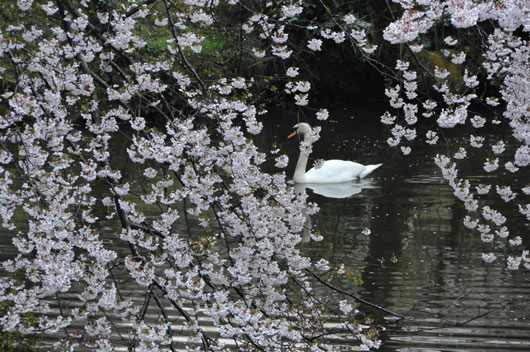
[{"x1": 288, "y1": 122, "x2": 382, "y2": 184}]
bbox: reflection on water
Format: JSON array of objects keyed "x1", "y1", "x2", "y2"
[
  {"x1": 294, "y1": 179, "x2": 378, "y2": 199},
  {"x1": 304, "y1": 174, "x2": 530, "y2": 351},
  {"x1": 266, "y1": 104, "x2": 530, "y2": 351}
]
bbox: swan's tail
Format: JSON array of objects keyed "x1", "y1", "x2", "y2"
[{"x1": 360, "y1": 163, "x2": 382, "y2": 178}]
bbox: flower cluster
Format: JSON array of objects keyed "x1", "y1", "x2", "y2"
[
  {"x1": 0, "y1": 1, "x2": 382, "y2": 350},
  {"x1": 381, "y1": 0, "x2": 529, "y2": 269}
]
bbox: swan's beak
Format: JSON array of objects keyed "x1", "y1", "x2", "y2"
[{"x1": 288, "y1": 131, "x2": 297, "y2": 138}]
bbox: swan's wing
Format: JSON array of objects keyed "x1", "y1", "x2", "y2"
[{"x1": 305, "y1": 160, "x2": 366, "y2": 183}]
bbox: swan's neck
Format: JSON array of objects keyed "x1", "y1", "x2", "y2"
[{"x1": 293, "y1": 134, "x2": 310, "y2": 183}]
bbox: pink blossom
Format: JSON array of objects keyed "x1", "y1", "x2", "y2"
[{"x1": 307, "y1": 38, "x2": 322, "y2": 51}]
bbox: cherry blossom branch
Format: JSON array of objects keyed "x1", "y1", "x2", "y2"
[
  {"x1": 307, "y1": 268, "x2": 406, "y2": 320},
  {"x1": 163, "y1": 0, "x2": 209, "y2": 95}
]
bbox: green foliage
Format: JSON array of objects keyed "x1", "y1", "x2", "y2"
[
  {"x1": 0, "y1": 332, "x2": 39, "y2": 352},
  {"x1": 0, "y1": 303, "x2": 40, "y2": 352},
  {"x1": 424, "y1": 50, "x2": 464, "y2": 91},
  {"x1": 201, "y1": 38, "x2": 228, "y2": 57},
  {"x1": 0, "y1": 0, "x2": 21, "y2": 32}
]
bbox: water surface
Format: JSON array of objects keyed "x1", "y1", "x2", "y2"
[{"x1": 267, "y1": 103, "x2": 530, "y2": 351}]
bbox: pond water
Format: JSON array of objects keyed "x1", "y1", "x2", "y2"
[
  {"x1": 264, "y1": 103, "x2": 530, "y2": 351},
  {"x1": 1, "y1": 103, "x2": 529, "y2": 351}
]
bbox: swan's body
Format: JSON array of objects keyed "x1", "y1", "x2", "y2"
[{"x1": 289, "y1": 123, "x2": 382, "y2": 184}]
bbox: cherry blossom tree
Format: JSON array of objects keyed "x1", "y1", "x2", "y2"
[
  {"x1": 379, "y1": 0, "x2": 529, "y2": 270},
  {"x1": 0, "y1": 0, "x2": 528, "y2": 351},
  {"x1": 0, "y1": 1, "x2": 382, "y2": 350}
]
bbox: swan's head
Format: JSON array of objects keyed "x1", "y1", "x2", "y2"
[{"x1": 288, "y1": 122, "x2": 312, "y2": 138}]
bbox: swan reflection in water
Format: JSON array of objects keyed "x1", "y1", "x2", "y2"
[
  {"x1": 294, "y1": 178, "x2": 377, "y2": 199},
  {"x1": 293, "y1": 179, "x2": 378, "y2": 242}
]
